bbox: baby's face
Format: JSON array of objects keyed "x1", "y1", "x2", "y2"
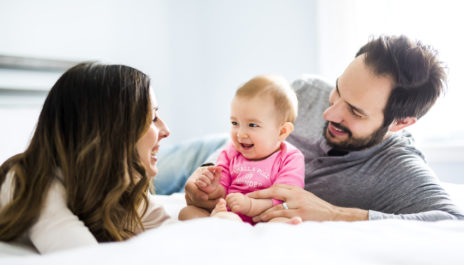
[{"x1": 230, "y1": 95, "x2": 283, "y2": 160}]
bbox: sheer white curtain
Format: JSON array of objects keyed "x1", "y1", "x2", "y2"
[{"x1": 316, "y1": 0, "x2": 464, "y2": 149}]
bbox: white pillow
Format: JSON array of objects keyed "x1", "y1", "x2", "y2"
[{"x1": 441, "y1": 182, "x2": 464, "y2": 211}]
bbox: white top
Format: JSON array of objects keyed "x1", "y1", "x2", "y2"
[{"x1": 0, "y1": 170, "x2": 173, "y2": 254}]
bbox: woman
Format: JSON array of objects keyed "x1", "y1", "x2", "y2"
[{"x1": 0, "y1": 62, "x2": 172, "y2": 253}]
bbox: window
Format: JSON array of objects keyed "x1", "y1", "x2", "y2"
[{"x1": 316, "y1": 0, "x2": 464, "y2": 146}]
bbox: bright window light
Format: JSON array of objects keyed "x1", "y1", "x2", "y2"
[{"x1": 317, "y1": 0, "x2": 464, "y2": 146}]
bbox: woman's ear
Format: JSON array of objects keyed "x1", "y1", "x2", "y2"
[
  {"x1": 388, "y1": 117, "x2": 417, "y2": 133},
  {"x1": 279, "y1": 122, "x2": 294, "y2": 141}
]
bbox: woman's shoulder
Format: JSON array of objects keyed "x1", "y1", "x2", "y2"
[{"x1": 29, "y1": 177, "x2": 98, "y2": 253}]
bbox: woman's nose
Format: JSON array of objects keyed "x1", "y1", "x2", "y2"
[{"x1": 159, "y1": 120, "x2": 170, "y2": 139}]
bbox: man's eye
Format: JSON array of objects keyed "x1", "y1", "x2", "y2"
[
  {"x1": 249, "y1": 123, "x2": 259, "y2": 128},
  {"x1": 350, "y1": 109, "x2": 363, "y2": 118}
]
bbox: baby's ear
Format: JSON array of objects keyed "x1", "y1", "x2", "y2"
[{"x1": 279, "y1": 122, "x2": 294, "y2": 140}]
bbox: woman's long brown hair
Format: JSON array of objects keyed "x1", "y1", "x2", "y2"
[{"x1": 0, "y1": 62, "x2": 153, "y2": 242}]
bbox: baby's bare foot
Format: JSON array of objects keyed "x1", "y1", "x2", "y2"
[
  {"x1": 287, "y1": 216, "x2": 303, "y2": 225},
  {"x1": 211, "y1": 198, "x2": 227, "y2": 216},
  {"x1": 210, "y1": 199, "x2": 242, "y2": 222}
]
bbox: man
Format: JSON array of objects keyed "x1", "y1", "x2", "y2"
[{"x1": 159, "y1": 35, "x2": 463, "y2": 221}]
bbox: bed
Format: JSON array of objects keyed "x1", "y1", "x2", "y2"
[{"x1": 1, "y1": 182, "x2": 463, "y2": 265}]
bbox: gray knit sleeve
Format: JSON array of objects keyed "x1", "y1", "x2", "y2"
[
  {"x1": 369, "y1": 209, "x2": 463, "y2": 221},
  {"x1": 365, "y1": 137, "x2": 464, "y2": 221}
]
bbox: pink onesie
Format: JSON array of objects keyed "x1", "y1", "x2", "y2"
[{"x1": 216, "y1": 141, "x2": 305, "y2": 224}]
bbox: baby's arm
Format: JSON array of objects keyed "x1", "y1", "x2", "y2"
[
  {"x1": 226, "y1": 193, "x2": 273, "y2": 217},
  {"x1": 195, "y1": 166, "x2": 226, "y2": 198}
]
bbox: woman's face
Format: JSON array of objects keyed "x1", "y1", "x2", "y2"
[{"x1": 136, "y1": 91, "x2": 170, "y2": 177}]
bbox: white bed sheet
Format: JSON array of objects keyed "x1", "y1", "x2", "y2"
[{"x1": 1, "y1": 182, "x2": 464, "y2": 265}]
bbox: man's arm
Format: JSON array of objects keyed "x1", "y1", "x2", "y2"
[
  {"x1": 248, "y1": 181, "x2": 464, "y2": 222},
  {"x1": 364, "y1": 144, "x2": 464, "y2": 221},
  {"x1": 247, "y1": 184, "x2": 368, "y2": 222},
  {"x1": 368, "y1": 209, "x2": 461, "y2": 221}
]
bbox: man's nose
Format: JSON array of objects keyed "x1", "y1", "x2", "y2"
[{"x1": 323, "y1": 100, "x2": 344, "y2": 124}]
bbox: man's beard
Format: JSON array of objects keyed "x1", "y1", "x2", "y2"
[{"x1": 323, "y1": 121, "x2": 389, "y2": 152}]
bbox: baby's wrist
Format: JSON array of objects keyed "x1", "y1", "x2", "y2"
[{"x1": 245, "y1": 197, "x2": 253, "y2": 216}]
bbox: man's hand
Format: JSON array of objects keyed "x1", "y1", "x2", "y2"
[
  {"x1": 185, "y1": 166, "x2": 224, "y2": 210},
  {"x1": 247, "y1": 184, "x2": 368, "y2": 222}
]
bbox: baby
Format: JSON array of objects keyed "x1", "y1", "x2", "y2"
[{"x1": 182, "y1": 75, "x2": 305, "y2": 224}]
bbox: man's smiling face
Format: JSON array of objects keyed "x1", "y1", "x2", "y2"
[{"x1": 322, "y1": 55, "x2": 394, "y2": 151}]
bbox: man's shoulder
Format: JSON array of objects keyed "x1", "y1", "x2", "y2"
[
  {"x1": 370, "y1": 131, "x2": 427, "y2": 168},
  {"x1": 292, "y1": 74, "x2": 333, "y2": 95},
  {"x1": 348, "y1": 132, "x2": 435, "y2": 189},
  {"x1": 289, "y1": 75, "x2": 332, "y2": 143},
  {"x1": 384, "y1": 131, "x2": 424, "y2": 157}
]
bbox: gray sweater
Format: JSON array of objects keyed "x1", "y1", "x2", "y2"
[{"x1": 288, "y1": 75, "x2": 464, "y2": 221}]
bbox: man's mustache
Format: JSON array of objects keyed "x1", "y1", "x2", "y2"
[{"x1": 330, "y1": 122, "x2": 352, "y2": 137}]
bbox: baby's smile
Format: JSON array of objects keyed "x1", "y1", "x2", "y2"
[{"x1": 240, "y1": 143, "x2": 254, "y2": 149}]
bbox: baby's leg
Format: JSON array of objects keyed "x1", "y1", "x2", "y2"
[
  {"x1": 268, "y1": 216, "x2": 302, "y2": 225},
  {"x1": 268, "y1": 217, "x2": 290, "y2": 223},
  {"x1": 210, "y1": 199, "x2": 242, "y2": 221},
  {"x1": 178, "y1": 205, "x2": 211, "y2": 220}
]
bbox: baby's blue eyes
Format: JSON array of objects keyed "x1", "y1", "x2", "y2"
[{"x1": 230, "y1": 121, "x2": 260, "y2": 128}]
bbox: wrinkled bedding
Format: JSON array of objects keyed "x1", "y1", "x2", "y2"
[{"x1": 1, "y1": 183, "x2": 464, "y2": 265}]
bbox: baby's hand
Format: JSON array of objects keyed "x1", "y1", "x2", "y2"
[
  {"x1": 195, "y1": 166, "x2": 221, "y2": 194},
  {"x1": 226, "y1": 193, "x2": 251, "y2": 215}
]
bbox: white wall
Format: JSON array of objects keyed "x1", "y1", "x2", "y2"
[
  {"x1": 0, "y1": 0, "x2": 318, "y2": 162},
  {"x1": 162, "y1": 0, "x2": 318, "y2": 142},
  {"x1": 0, "y1": 0, "x2": 170, "y2": 162},
  {"x1": 315, "y1": 0, "x2": 464, "y2": 184},
  {"x1": 2, "y1": 0, "x2": 462, "y2": 184}
]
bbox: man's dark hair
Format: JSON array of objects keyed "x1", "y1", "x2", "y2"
[{"x1": 356, "y1": 35, "x2": 447, "y2": 126}]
